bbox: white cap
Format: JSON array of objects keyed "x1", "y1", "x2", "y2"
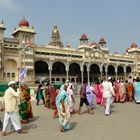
[
  {"x1": 66, "y1": 80, "x2": 69, "y2": 83},
  {"x1": 108, "y1": 77, "x2": 111, "y2": 80},
  {"x1": 8, "y1": 81, "x2": 16, "y2": 86}
]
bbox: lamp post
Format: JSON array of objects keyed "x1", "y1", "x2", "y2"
[{"x1": 18, "y1": 40, "x2": 30, "y2": 85}]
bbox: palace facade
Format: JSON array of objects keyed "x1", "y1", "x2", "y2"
[{"x1": 0, "y1": 18, "x2": 140, "y2": 84}]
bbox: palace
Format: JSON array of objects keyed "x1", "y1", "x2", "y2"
[{"x1": 0, "y1": 18, "x2": 140, "y2": 84}]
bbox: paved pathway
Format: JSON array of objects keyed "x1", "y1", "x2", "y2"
[{"x1": 0, "y1": 96, "x2": 140, "y2": 140}]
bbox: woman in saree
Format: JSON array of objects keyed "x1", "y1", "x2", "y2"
[
  {"x1": 19, "y1": 87, "x2": 28, "y2": 124},
  {"x1": 56, "y1": 84, "x2": 71, "y2": 132},
  {"x1": 126, "y1": 81, "x2": 134, "y2": 102},
  {"x1": 50, "y1": 82, "x2": 56, "y2": 109},
  {"x1": 44, "y1": 82, "x2": 50, "y2": 108},
  {"x1": 134, "y1": 77, "x2": 140, "y2": 103},
  {"x1": 86, "y1": 84, "x2": 94, "y2": 109},
  {"x1": 118, "y1": 80, "x2": 126, "y2": 103},
  {"x1": 94, "y1": 80, "x2": 103, "y2": 105},
  {"x1": 114, "y1": 80, "x2": 119, "y2": 102},
  {"x1": 53, "y1": 87, "x2": 60, "y2": 118},
  {"x1": 36, "y1": 84, "x2": 45, "y2": 105},
  {"x1": 21, "y1": 85, "x2": 33, "y2": 119},
  {"x1": 67, "y1": 83, "x2": 75, "y2": 114}
]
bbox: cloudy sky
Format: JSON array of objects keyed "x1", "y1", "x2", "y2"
[{"x1": 0, "y1": 0, "x2": 140, "y2": 53}]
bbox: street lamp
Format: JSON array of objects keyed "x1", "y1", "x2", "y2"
[{"x1": 18, "y1": 40, "x2": 31, "y2": 84}]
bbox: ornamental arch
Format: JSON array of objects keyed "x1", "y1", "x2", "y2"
[
  {"x1": 90, "y1": 64, "x2": 100, "y2": 82},
  {"x1": 69, "y1": 62, "x2": 81, "y2": 82},
  {"x1": 107, "y1": 65, "x2": 115, "y2": 76},
  {"x1": 35, "y1": 60, "x2": 49, "y2": 77},
  {"x1": 52, "y1": 61, "x2": 66, "y2": 75}
]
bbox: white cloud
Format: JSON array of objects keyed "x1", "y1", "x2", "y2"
[{"x1": 0, "y1": 0, "x2": 21, "y2": 11}]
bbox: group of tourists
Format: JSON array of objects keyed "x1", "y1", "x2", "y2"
[
  {"x1": 36, "y1": 80, "x2": 75, "y2": 132},
  {"x1": 1, "y1": 75, "x2": 140, "y2": 135},
  {"x1": 113, "y1": 76, "x2": 140, "y2": 104},
  {"x1": 0, "y1": 81, "x2": 33, "y2": 136}
]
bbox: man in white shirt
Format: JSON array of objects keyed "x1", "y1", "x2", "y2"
[
  {"x1": 102, "y1": 77, "x2": 115, "y2": 116},
  {"x1": 2, "y1": 81, "x2": 27, "y2": 136}
]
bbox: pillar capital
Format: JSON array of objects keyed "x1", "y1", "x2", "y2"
[
  {"x1": 80, "y1": 67, "x2": 83, "y2": 72},
  {"x1": 65, "y1": 66, "x2": 69, "y2": 71}
]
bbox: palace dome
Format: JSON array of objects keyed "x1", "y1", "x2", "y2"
[
  {"x1": 98, "y1": 37, "x2": 106, "y2": 44},
  {"x1": 80, "y1": 33, "x2": 88, "y2": 40},
  {"x1": 90, "y1": 42, "x2": 98, "y2": 47},
  {"x1": 131, "y1": 43, "x2": 138, "y2": 48},
  {"x1": 19, "y1": 18, "x2": 29, "y2": 27}
]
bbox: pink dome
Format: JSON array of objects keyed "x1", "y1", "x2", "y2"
[
  {"x1": 131, "y1": 43, "x2": 138, "y2": 48},
  {"x1": 99, "y1": 37, "x2": 106, "y2": 44},
  {"x1": 90, "y1": 42, "x2": 98, "y2": 46},
  {"x1": 80, "y1": 33, "x2": 88, "y2": 40}
]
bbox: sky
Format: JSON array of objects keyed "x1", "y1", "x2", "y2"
[{"x1": 0, "y1": 0, "x2": 140, "y2": 54}]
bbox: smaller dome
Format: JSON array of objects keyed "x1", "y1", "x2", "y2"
[
  {"x1": 90, "y1": 42, "x2": 98, "y2": 47},
  {"x1": 19, "y1": 17, "x2": 29, "y2": 27},
  {"x1": 65, "y1": 45, "x2": 71, "y2": 48},
  {"x1": 80, "y1": 33, "x2": 88, "y2": 40},
  {"x1": 131, "y1": 43, "x2": 138, "y2": 48},
  {"x1": 99, "y1": 37, "x2": 106, "y2": 44}
]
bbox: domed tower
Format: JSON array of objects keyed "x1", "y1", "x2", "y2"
[
  {"x1": 12, "y1": 17, "x2": 36, "y2": 44},
  {"x1": 79, "y1": 33, "x2": 88, "y2": 45},
  {"x1": 98, "y1": 37, "x2": 106, "y2": 47},
  {"x1": 48, "y1": 25, "x2": 63, "y2": 47},
  {"x1": 78, "y1": 33, "x2": 90, "y2": 50}
]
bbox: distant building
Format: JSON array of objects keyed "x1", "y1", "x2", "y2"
[{"x1": 0, "y1": 18, "x2": 139, "y2": 83}]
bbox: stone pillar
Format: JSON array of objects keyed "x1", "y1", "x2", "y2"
[
  {"x1": 49, "y1": 69, "x2": 52, "y2": 83},
  {"x1": 48, "y1": 61, "x2": 52, "y2": 83},
  {"x1": 115, "y1": 67, "x2": 118, "y2": 80},
  {"x1": 104, "y1": 65, "x2": 108, "y2": 79},
  {"x1": 87, "y1": 64, "x2": 90, "y2": 84},
  {"x1": 87, "y1": 70, "x2": 90, "y2": 84},
  {"x1": 80, "y1": 67, "x2": 83, "y2": 84},
  {"x1": 99, "y1": 64, "x2": 103, "y2": 81},
  {"x1": 124, "y1": 67, "x2": 126, "y2": 80},
  {"x1": 100, "y1": 70, "x2": 103, "y2": 81},
  {"x1": 65, "y1": 66, "x2": 69, "y2": 80}
]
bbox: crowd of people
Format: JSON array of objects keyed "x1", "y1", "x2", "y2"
[{"x1": 0, "y1": 75, "x2": 140, "y2": 135}]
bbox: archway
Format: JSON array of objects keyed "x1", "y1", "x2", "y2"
[
  {"x1": 117, "y1": 66, "x2": 124, "y2": 76},
  {"x1": 69, "y1": 63, "x2": 81, "y2": 82},
  {"x1": 90, "y1": 64, "x2": 100, "y2": 82},
  {"x1": 35, "y1": 60, "x2": 49, "y2": 76},
  {"x1": 126, "y1": 66, "x2": 131, "y2": 74},
  {"x1": 35, "y1": 61, "x2": 49, "y2": 78},
  {"x1": 107, "y1": 65, "x2": 115, "y2": 76},
  {"x1": 52, "y1": 62, "x2": 66, "y2": 75}
]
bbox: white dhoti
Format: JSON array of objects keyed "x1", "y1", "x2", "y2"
[
  {"x1": 105, "y1": 97, "x2": 111, "y2": 115},
  {"x1": 3, "y1": 112, "x2": 22, "y2": 132}
]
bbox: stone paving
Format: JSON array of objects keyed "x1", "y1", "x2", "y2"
[{"x1": 0, "y1": 96, "x2": 140, "y2": 140}]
